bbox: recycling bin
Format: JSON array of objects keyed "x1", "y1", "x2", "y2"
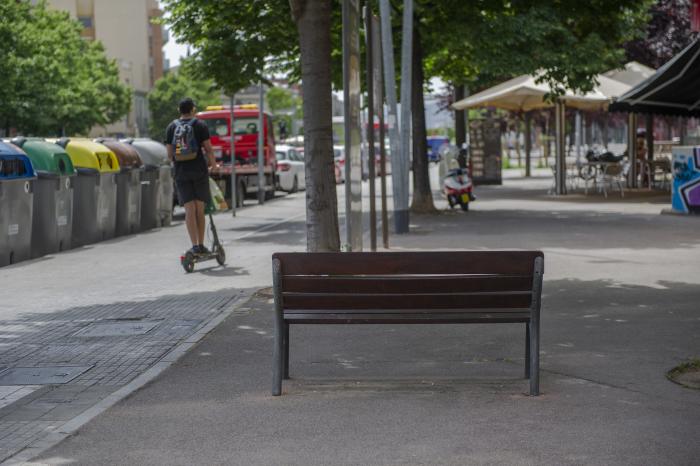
[
  {"x1": 0, "y1": 141, "x2": 36, "y2": 266},
  {"x1": 96, "y1": 138, "x2": 143, "y2": 236},
  {"x1": 57, "y1": 138, "x2": 120, "y2": 246},
  {"x1": 124, "y1": 138, "x2": 173, "y2": 229},
  {"x1": 11, "y1": 138, "x2": 75, "y2": 257}
]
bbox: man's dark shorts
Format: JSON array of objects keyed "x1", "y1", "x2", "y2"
[{"x1": 176, "y1": 171, "x2": 210, "y2": 205}]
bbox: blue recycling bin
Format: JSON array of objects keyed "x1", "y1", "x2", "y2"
[{"x1": 0, "y1": 141, "x2": 37, "y2": 266}]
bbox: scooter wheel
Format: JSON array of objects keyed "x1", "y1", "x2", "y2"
[
  {"x1": 181, "y1": 251, "x2": 195, "y2": 273},
  {"x1": 216, "y1": 246, "x2": 226, "y2": 266},
  {"x1": 460, "y1": 203, "x2": 470, "y2": 212}
]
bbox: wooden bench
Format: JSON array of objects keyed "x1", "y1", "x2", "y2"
[{"x1": 271, "y1": 251, "x2": 544, "y2": 396}]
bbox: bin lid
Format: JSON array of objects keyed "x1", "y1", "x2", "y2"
[
  {"x1": 11, "y1": 137, "x2": 75, "y2": 176},
  {"x1": 122, "y1": 138, "x2": 170, "y2": 167},
  {"x1": 0, "y1": 141, "x2": 36, "y2": 180},
  {"x1": 95, "y1": 138, "x2": 143, "y2": 170},
  {"x1": 54, "y1": 138, "x2": 120, "y2": 173}
]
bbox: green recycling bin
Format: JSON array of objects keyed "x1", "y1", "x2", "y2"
[
  {"x1": 0, "y1": 141, "x2": 36, "y2": 266},
  {"x1": 124, "y1": 138, "x2": 173, "y2": 229},
  {"x1": 11, "y1": 138, "x2": 75, "y2": 258},
  {"x1": 57, "y1": 138, "x2": 120, "y2": 246},
  {"x1": 96, "y1": 138, "x2": 143, "y2": 236}
]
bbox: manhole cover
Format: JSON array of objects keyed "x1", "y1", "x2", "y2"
[
  {"x1": 74, "y1": 321, "x2": 159, "y2": 337},
  {"x1": 0, "y1": 366, "x2": 93, "y2": 385}
]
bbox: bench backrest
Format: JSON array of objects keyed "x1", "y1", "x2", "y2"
[{"x1": 272, "y1": 251, "x2": 544, "y2": 312}]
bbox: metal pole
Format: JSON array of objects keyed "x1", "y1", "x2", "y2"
[
  {"x1": 524, "y1": 112, "x2": 532, "y2": 177},
  {"x1": 396, "y1": 0, "x2": 412, "y2": 233},
  {"x1": 379, "y1": 0, "x2": 404, "y2": 235},
  {"x1": 229, "y1": 95, "x2": 236, "y2": 216},
  {"x1": 365, "y1": 6, "x2": 377, "y2": 251},
  {"x1": 554, "y1": 101, "x2": 567, "y2": 195},
  {"x1": 372, "y1": 14, "x2": 388, "y2": 249},
  {"x1": 628, "y1": 113, "x2": 638, "y2": 188},
  {"x1": 343, "y1": 0, "x2": 363, "y2": 251},
  {"x1": 258, "y1": 81, "x2": 265, "y2": 204},
  {"x1": 575, "y1": 111, "x2": 582, "y2": 163}
]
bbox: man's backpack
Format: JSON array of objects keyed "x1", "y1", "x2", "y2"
[{"x1": 172, "y1": 118, "x2": 200, "y2": 162}]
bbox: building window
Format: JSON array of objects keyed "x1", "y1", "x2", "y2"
[{"x1": 78, "y1": 16, "x2": 93, "y2": 28}]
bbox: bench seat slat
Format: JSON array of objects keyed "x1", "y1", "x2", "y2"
[
  {"x1": 282, "y1": 292, "x2": 532, "y2": 310},
  {"x1": 273, "y1": 251, "x2": 543, "y2": 276},
  {"x1": 282, "y1": 276, "x2": 533, "y2": 293},
  {"x1": 283, "y1": 307, "x2": 532, "y2": 315},
  {"x1": 284, "y1": 312, "x2": 530, "y2": 324}
]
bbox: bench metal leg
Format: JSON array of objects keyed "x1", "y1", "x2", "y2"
[
  {"x1": 283, "y1": 323, "x2": 290, "y2": 380},
  {"x1": 525, "y1": 323, "x2": 530, "y2": 379},
  {"x1": 528, "y1": 319, "x2": 539, "y2": 396},
  {"x1": 272, "y1": 258, "x2": 283, "y2": 396}
]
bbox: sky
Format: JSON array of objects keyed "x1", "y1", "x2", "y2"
[{"x1": 159, "y1": 2, "x2": 187, "y2": 69}]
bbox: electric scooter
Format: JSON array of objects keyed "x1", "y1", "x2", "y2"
[{"x1": 180, "y1": 210, "x2": 226, "y2": 273}]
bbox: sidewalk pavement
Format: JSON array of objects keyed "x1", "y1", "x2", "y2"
[
  {"x1": 0, "y1": 191, "x2": 310, "y2": 464},
  {"x1": 31, "y1": 176, "x2": 700, "y2": 466}
]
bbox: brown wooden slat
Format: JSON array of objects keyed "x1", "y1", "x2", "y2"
[
  {"x1": 283, "y1": 307, "x2": 532, "y2": 315},
  {"x1": 282, "y1": 275, "x2": 533, "y2": 294},
  {"x1": 284, "y1": 312, "x2": 530, "y2": 324},
  {"x1": 273, "y1": 251, "x2": 544, "y2": 276},
  {"x1": 282, "y1": 292, "x2": 532, "y2": 310}
]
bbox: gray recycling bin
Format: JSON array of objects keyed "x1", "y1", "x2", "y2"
[
  {"x1": 0, "y1": 141, "x2": 36, "y2": 266},
  {"x1": 12, "y1": 138, "x2": 75, "y2": 257},
  {"x1": 96, "y1": 138, "x2": 143, "y2": 236},
  {"x1": 58, "y1": 138, "x2": 120, "y2": 246},
  {"x1": 124, "y1": 138, "x2": 173, "y2": 229}
]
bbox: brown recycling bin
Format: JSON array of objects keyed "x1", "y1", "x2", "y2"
[{"x1": 95, "y1": 138, "x2": 143, "y2": 236}]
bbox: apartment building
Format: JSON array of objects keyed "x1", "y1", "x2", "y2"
[{"x1": 46, "y1": 0, "x2": 167, "y2": 137}]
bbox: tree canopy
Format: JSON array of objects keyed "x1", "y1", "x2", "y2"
[
  {"x1": 147, "y1": 62, "x2": 221, "y2": 142},
  {"x1": 0, "y1": 0, "x2": 131, "y2": 136}
]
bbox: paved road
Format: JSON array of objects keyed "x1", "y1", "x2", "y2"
[{"x1": 29, "y1": 176, "x2": 700, "y2": 466}]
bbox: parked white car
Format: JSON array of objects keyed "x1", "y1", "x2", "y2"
[
  {"x1": 276, "y1": 144, "x2": 305, "y2": 193},
  {"x1": 333, "y1": 145, "x2": 345, "y2": 184}
]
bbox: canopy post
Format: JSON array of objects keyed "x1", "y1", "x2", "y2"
[
  {"x1": 524, "y1": 112, "x2": 532, "y2": 178},
  {"x1": 554, "y1": 101, "x2": 567, "y2": 195},
  {"x1": 627, "y1": 113, "x2": 638, "y2": 188}
]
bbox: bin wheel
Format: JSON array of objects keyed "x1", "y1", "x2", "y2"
[
  {"x1": 216, "y1": 246, "x2": 226, "y2": 266},
  {"x1": 181, "y1": 251, "x2": 195, "y2": 273}
]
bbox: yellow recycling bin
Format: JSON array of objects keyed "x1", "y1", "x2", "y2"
[{"x1": 55, "y1": 138, "x2": 120, "y2": 247}]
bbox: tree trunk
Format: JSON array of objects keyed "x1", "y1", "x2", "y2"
[
  {"x1": 290, "y1": 0, "x2": 340, "y2": 252},
  {"x1": 410, "y1": 28, "x2": 436, "y2": 213}
]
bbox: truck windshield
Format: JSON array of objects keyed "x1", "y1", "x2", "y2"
[
  {"x1": 233, "y1": 118, "x2": 259, "y2": 135},
  {"x1": 201, "y1": 117, "x2": 262, "y2": 138},
  {"x1": 203, "y1": 118, "x2": 229, "y2": 137}
]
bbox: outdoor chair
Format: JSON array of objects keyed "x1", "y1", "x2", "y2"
[{"x1": 599, "y1": 162, "x2": 626, "y2": 198}]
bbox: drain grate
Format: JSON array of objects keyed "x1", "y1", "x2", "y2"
[
  {"x1": 0, "y1": 366, "x2": 93, "y2": 385},
  {"x1": 74, "y1": 321, "x2": 159, "y2": 337}
]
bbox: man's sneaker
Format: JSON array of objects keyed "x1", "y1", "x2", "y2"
[
  {"x1": 198, "y1": 244, "x2": 210, "y2": 255},
  {"x1": 190, "y1": 245, "x2": 200, "y2": 255}
]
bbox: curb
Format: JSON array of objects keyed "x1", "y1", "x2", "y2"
[{"x1": 4, "y1": 288, "x2": 256, "y2": 466}]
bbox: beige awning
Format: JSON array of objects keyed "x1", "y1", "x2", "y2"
[{"x1": 452, "y1": 74, "x2": 610, "y2": 112}]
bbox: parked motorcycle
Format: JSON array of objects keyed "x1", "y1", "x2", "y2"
[{"x1": 443, "y1": 167, "x2": 475, "y2": 211}]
